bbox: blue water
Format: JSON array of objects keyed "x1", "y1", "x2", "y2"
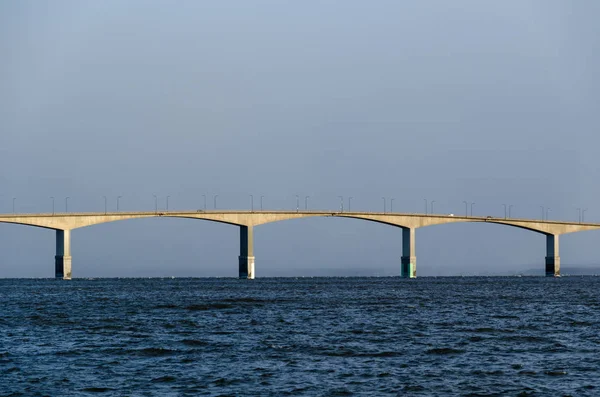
[{"x1": 1, "y1": 277, "x2": 599, "y2": 396}]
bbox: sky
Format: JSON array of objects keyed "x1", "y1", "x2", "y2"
[{"x1": 1, "y1": 0, "x2": 599, "y2": 277}]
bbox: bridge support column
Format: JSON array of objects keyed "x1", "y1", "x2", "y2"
[
  {"x1": 545, "y1": 234, "x2": 560, "y2": 277},
  {"x1": 55, "y1": 229, "x2": 72, "y2": 280},
  {"x1": 239, "y1": 225, "x2": 255, "y2": 279},
  {"x1": 401, "y1": 227, "x2": 416, "y2": 278}
]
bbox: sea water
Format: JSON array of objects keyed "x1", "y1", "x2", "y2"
[{"x1": 1, "y1": 276, "x2": 599, "y2": 396}]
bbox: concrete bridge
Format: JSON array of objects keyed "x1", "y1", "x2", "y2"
[{"x1": 1, "y1": 210, "x2": 599, "y2": 279}]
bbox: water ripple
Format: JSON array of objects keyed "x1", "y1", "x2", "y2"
[{"x1": 1, "y1": 277, "x2": 600, "y2": 396}]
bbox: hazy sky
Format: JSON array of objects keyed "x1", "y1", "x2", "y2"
[{"x1": 1, "y1": 1, "x2": 599, "y2": 277}]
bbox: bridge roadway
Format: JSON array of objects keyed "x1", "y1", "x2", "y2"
[{"x1": 1, "y1": 210, "x2": 599, "y2": 279}]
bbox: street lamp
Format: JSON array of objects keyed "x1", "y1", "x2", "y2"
[
  {"x1": 582, "y1": 209, "x2": 588, "y2": 222},
  {"x1": 250, "y1": 194, "x2": 254, "y2": 212},
  {"x1": 260, "y1": 195, "x2": 264, "y2": 211},
  {"x1": 502, "y1": 204, "x2": 514, "y2": 219},
  {"x1": 463, "y1": 201, "x2": 468, "y2": 217},
  {"x1": 470, "y1": 202, "x2": 475, "y2": 217},
  {"x1": 424, "y1": 199, "x2": 428, "y2": 215},
  {"x1": 117, "y1": 196, "x2": 122, "y2": 212},
  {"x1": 103, "y1": 196, "x2": 107, "y2": 214},
  {"x1": 202, "y1": 195, "x2": 206, "y2": 211},
  {"x1": 577, "y1": 208, "x2": 581, "y2": 223},
  {"x1": 430, "y1": 200, "x2": 435, "y2": 214},
  {"x1": 305, "y1": 196, "x2": 310, "y2": 210},
  {"x1": 296, "y1": 195, "x2": 299, "y2": 212},
  {"x1": 540, "y1": 206, "x2": 545, "y2": 221},
  {"x1": 153, "y1": 195, "x2": 158, "y2": 213},
  {"x1": 382, "y1": 197, "x2": 386, "y2": 214},
  {"x1": 338, "y1": 196, "x2": 343, "y2": 212},
  {"x1": 50, "y1": 196, "x2": 55, "y2": 215},
  {"x1": 546, "y1": 208, "x2": 551, "y2": 220},
  {"x1": 166, "y1": 196, "x2": 170, "y2": 211},
  {"x1": 390, "y1": 198, "x2": 394, "y2": 213},
  {"x1": 65, "y1": 197, "x2": 70, "y2": 213},
  {"x1": 348, "y1": 197, "x2": 353, "y2": 212},
  {"x1": 12, "y1": 197, "x2": 16, "y2": 214},
  {"x1": 213, "y1": 195, "x2": 218, "y2": 209}
]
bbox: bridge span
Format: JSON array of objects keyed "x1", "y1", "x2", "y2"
[{"x1": 1, "y1": 210, "x2": 599, "y2": 279}]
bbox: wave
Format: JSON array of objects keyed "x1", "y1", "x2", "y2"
[
  {"x1": 426, "y1": 347, "x2": 465, "y2": 355},
  {"x1": 185, "y1": 303, "x2": 233, "y2": 310},
  {"x1": 151, "y1": 375, "x2": 176, "y2": 383},
  {"x1": 180, "y1": 339, "x2": 209, "y2": 347},
  {"x1": 81, "y1": 387, "x2": 114, "y2": 393},
  {"x1": 133, "y1": 347, "x2": 179, "y2": 357}
]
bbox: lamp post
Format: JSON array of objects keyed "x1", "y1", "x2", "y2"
[
  {"x1": 470, "y1": 202, "x2": 475, "y2": 217},
  {"x1": 577, "y1": 208, "x2": 581, "y2": 223},
  {"x1": 166, "y1": 196, "x2": 170, "y2": 211},
  {"x1": 103, "y1": 196, "x2": 107, "y2": 214},
  {"x1": 546, "y1": 208, "x2": 550, "y2": 221},
  {"x1": 51, "y1": 196, "x2": 55, "y2": 215},
  {"x1": 424, "y1": 198, "x2": 428, "y2": 215},
  {"x1": 153, "y1": 195, "x2": 158, "y2": 213},
  {"x1": 214, "y1": 195, "x2": 218, "y2": 209},
  {"x1": 260, "y1": 195, "x2": 264, "y2": 211},
  {"x1": 582, "y1": 209, "x2": 588, "y2": 222},
  {"x1": 430, "y1": 200, "x2": 435, "y2": 214},
  {"x1": 250, "y1": 194, "x2": 254, "y2": 212},
  {"x1": 12, "y1": 197, "x2": 16, "y2": 214},
  {"x1": 503, "y1": 204, "x2": 507, "y2": 219},
  {"x1": 390, "y1": 198, "x2": 394, "y2": 213},
  {"x1": 296, "y1": 195, "x2": 299, "y2": 212},
  {"x1": 202, "y1": 195, "x2": 206, "y2": 211},
  {"x1": 305, "y1": 196, "x2": 310, "y2": 210},
  {"x1": 117, "y1": 196, "x2": 122, "y2": 212},
  {"x1": 463, "y1": 201, "x2": 468, "y2": 217},
  {"x1": 65, "y1": 197, "x2": 70, "y2": 213},
  {"x1": 382, "y1": 197, "x2": 386, "y2": 214},
  {"x1": 509, "y1": 205, "x2": 514, "y2": 218},
  {"x1": 540, "y1": 206, "x2": 545, "y2": 221},
  {"x1": 338, "y1": 196, "x2": 343, "y2": 212},
  {"x1": 348, "y1": 197, "x2": 353, "y2": 212}
]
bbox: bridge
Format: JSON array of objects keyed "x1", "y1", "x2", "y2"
[{"x1": 1, "y1": 210, "x2": 599, "y2": 279}]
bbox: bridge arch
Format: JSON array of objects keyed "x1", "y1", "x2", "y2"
[
  {"x1": 0, "y1": 219, "x2": 59, "y2": 231},
  {"x1": 417, "y1": 218, "x2": 551, "y2": 235},
  {"x1": 71, "y1": 216, "x2": 240, "y2": 277},
  {"x1": 252, "y1": 213, "x2": 410, "y2": 229},
  {"x1": 251, "y1": 215, "x2": 404, "y2": 276}
]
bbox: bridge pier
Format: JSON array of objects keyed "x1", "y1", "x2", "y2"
[
  {"x1": 239, "y1": 225, "x2": 255, "y2": 279},
  {"x1": 401, "y1": 227, "x2": 416, "y2": 278},
  {"x1": 545, "y1": 234, "x2": 560, "y2": 277},
  {"x1": 55, "y1": 229, "x2": 72, "y2": 280}
]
